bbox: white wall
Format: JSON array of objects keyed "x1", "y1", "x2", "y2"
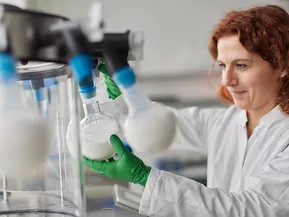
[
  {"x1": 0, "y1": 0, "x2": 27, "y2": 8},
  {"x1": 28, "y1": 0, "x2": 286, "y2": 78}
]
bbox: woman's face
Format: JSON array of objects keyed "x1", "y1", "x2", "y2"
[{"x1": 217, "y1": 35, "x2": 283, "y2": 113}]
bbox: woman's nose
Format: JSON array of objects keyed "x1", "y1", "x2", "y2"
[{"x1": 221, "y1": 68, "x2": 238, "y2": 87}]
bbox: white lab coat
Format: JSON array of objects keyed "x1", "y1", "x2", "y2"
[
  {"x1": 139, "y1": 105, "x2": 289, "y2": 217},
  {"x1": 99, "y1": 86, "x2": 289, "y2": 217}
]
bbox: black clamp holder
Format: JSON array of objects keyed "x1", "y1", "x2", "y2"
[{"x1": 1, "y1": 3, "x2": 144, "y2": 77}]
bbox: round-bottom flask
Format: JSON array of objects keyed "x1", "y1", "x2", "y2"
[{"x1": 67, "y1": 96, "x2": 121, "y2": 160}]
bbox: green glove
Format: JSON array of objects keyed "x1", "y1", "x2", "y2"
[
  {"x1": 98, "y1": 59, "x2": 122, "y2": 99},
  {"x1": 83, "y1": 135, "x2": 151, "y2": 187}
]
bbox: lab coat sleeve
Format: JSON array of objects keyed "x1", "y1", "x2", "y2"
[
  {"x1": 168, "y1": 106, "x2": 226, "y2": 153},
  {"x1": 139, "y1": 146, "x2": 289, "y2": 217}
]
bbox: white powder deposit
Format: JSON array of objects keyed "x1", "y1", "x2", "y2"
[
  {"x1": 124, "y1": 103, "x2": 177, "y2": 154},
  {"x1": 67, "y1": 116, "x2": 120, "y2": 160},
  {"x1": 0, "y1": 109, "x2": 51, "y2": 178}
]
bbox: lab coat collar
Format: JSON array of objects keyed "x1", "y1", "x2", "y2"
[{"x1": 237, "y1": 105, "x2": 287, "y2": 128}]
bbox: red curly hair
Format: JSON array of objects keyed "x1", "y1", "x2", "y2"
[{"x1": 208, "y1": 5, "x2": 289, "y2": 114}]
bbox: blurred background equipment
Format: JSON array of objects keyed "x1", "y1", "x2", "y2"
[
  {"x1": 0, "y1": 1, "x2": 98, "y2": 216},
  {"x1": 0, "y1": 1, "x2": 150, "y2": 216}
]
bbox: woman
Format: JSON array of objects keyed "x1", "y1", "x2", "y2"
[{"x1": 84, "y1": 5, "x2": 289, "y2": 217}]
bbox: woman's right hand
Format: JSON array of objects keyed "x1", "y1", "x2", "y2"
[{"x1": 83, "y1": 135, "x2": 151, "y2": 187}]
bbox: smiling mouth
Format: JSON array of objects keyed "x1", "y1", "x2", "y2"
[{"x1": 231, "y1": 91, "x2": 246, "y2": 95}]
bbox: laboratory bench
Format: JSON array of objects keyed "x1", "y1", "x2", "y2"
[{"x1": 84, "y1": 169, "x2": 145, "y2": 217}]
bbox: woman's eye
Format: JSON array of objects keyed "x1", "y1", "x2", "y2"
[
  {"x1": 218, "y1": 63, "x2": 225, "y2": 68},
  {"x1": 236, "y1": 64, "x2": 247, "y2": 69}
]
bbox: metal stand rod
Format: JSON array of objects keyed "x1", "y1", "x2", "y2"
[{"x1": 2, "y1": 175, "x2": 8, "y2": 202}]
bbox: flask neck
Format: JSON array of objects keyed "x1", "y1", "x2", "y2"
[
  {"x1": 83, "y1": 98, "x2": 102, "y2": 117},
  {"x1": 121, "y1": 85, "x2": 151, "y2": 114}
]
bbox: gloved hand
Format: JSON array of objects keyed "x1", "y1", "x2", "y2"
[
  {"x1": 98, "y1": 59, "x2": 122, "y2": 99},
  {"x1": 83, "y1": 134, "x2": 151, "y2": 187}
]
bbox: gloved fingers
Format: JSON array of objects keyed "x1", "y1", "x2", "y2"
[
  {"x1": 83, "y1": 157, "x2": 110, "y2": 172},
  {"x1": 110, "y1": 134, "x2": 126, "y2": 156},
  {"x1": 83, "y1": 156, "x2": 96, "y2": 167},
  {"x1": 92, "y1": 168, "x2": 104, "y2": 174},
  {"x1": 107, "y1": 86, "x2": 121, "y2": 99},
  {"x1": 98, "y1": 63, "x2": 110, "y2": 76},
  {"x1": 99, "y1": 58, "x2": 105, "y2": 65}
]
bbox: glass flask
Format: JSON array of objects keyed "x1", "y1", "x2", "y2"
[
  {"x1": 113, "y1": 66, "x2": 177, "y2": 154},
  {"x1": 0, "y1": 61, "x2": 86, "y2": 216},
  {"x1": 66, "y1": 54, "x2": 121, "y2": 162},
  {"x1": 67, "y1": 95, "x2": 121, "y2": 161}
]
